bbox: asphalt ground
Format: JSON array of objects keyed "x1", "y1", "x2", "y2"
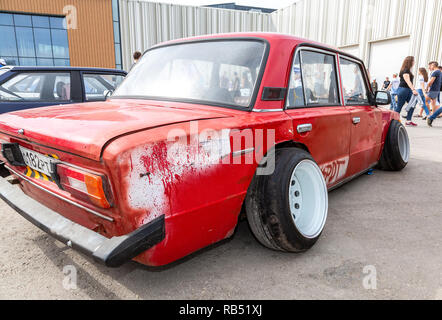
[{"x1": 1, "y1": 118, "x2": 442, "y2": 299}]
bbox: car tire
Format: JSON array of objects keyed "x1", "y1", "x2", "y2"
[
  {"x1": 378, "y1": 120, "x2": 410, "y2": 171},
  {"x1": 245, "y1": 148, "x2": 328, "y2": 252}
]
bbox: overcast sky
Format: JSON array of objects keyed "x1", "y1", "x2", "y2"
[{"x1": 150, "y1": 0, "x2": 297, "y2": 10}]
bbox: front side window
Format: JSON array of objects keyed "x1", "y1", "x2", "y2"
[
  {"x1": 112, "y1": 40, "x2": 266, "y2": 108},
  {"x1": 299, "y1": 51, "x2": 340, "y2": 106},
  {"x1": 83, "y1": 73, "x2": 125, "y2": 101},
  {"x1": 339, "y1": 58, "x2": 369, "y2": 105},
  {"x1": 0, "y1": 72, "x2": 70, "y2": 101}
]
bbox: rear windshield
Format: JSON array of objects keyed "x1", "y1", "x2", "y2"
[{"x1": 112, "y1": 40, "x2": 266, "y2": 109}]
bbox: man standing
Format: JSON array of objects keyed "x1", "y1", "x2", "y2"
[
  {"x1": 371, "y1": 79, "x2": 378, "y2": 92},
  {"x1": 426, "y1": 62, "x2": 442, "y2": 127},
  {"x1": 387, "y1": 74, "x2": 400, "y2": 110},
  {"x1": 382, "y1": 77, "x2": 391, "y2": 90}
]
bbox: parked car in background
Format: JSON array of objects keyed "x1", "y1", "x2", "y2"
[
  {"x1": 0, "y1": 66, "x2": 126, "y2": 113},
  {"x1": 0, "y1": 33, "x2": 409, "y2": 268}
]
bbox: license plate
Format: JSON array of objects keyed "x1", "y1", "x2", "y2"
[{"x1": 19, "y1": 146, "x2": 56, "y2": 177}]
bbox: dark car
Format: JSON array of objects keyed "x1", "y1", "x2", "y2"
[{"x1": 0, "y1": 66, "x2": 127, "y2": 113}]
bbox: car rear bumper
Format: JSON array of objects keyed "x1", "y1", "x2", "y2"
[{"x1": 0, "y1": 176, "x2": 165, "y2": 267}]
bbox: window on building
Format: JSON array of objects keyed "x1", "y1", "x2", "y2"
[
  {"x1": 112, "y1": 0, "x2": 122, "y2": 69},
  {"x1": 339, "y1": 57, "x2": 369, "y2": 105},
  {"x1": 0, "y1": 12, "x2": 70, "y2": 67}
]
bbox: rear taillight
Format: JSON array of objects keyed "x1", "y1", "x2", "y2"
[{"x1": 56, "y1": 164, "x2": 112, "y2": 209}]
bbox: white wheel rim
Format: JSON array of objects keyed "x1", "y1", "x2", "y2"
[
  {"x1": 398, "y1": 126, "x2": 410, "y2": 163},
  {"x1": 289, "y1": 160, "x2": 328, "y2": 239}
]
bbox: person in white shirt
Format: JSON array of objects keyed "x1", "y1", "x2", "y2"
[{"x1": 387, "y1": 73, "x2": 400, "y2": 110}]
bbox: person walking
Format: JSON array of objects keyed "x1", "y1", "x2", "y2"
[
  {"x1": 426, "y1": 62, "x2": 442, "y2": 127},
  {"x1": 425, "y1": 61, "x2": 442, "y2": 116},
  {"x1": 387, "y1": 73, "x2": 400, "y2": 110},
  {"x1": 395, "y1": 56, "x2": 418, "y2": 126},
  {"x1": 416, "y1": 68, "x2": 431, "y2": 119}
]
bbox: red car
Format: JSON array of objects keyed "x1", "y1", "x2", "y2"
[{"x1": 0, "y1": 33, "x2": 409, "y2": 267}]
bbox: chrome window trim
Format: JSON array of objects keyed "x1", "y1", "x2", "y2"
[{"x1": 252, "y1": 108, "x2": 284, "y2": 113}]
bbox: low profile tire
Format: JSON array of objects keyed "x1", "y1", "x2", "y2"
[
  {"x1": 378, "y1": 120, "x2": 410, "y2": 171},
  {"x1": 245, "y1": 148, "x2": 328, "y2": 252}
]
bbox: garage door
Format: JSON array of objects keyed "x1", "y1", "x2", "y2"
[
  {"x1": 368, "y1": 37, "x2": 410, "y2": 84},
  {"x1": 340, "y1": 45, "x2": 360, "y2": 59}
]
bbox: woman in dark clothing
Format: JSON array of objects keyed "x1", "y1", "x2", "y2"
[{"x1": 395, "y1": 56, "x2": 419, "y2": 126}]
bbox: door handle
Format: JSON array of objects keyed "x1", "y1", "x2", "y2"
[
  {"x1": 297, "y1": 123, "x2": 312, "y2": 133},
  {"x1": 352, "y1": 117, "x2": 361, "y2": 125}
]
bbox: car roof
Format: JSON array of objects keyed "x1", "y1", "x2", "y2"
[
  {"x1": 154, "y1": 32, "x2": 363, "y2": 64},
  {"x1": 0, "y1": 66, "x2": 126, "y2": 74}
]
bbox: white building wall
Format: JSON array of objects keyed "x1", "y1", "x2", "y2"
[
  {"x1": 118, "y1": 0, "x2": 275, "y2": 69},
  {"x1": 119, "y1": 0, "x2": 442, "y2": 82},
  {"x1": 272, "y1": 0, "x2": 442, "y2": 78}
]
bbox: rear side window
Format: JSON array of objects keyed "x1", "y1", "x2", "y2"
[
  {"x1": 286, "y1": 50, "x2": 340, "y2": 108},
  {"x1": 300, "y1": 51, "x2": 340, "y2": 106},
  {"x1": 0, "y1": 72, "x2": 71, "y2": 102},
  {"x1": 83, "y1": 73, "x2": 125, "y2": 101},
  {"x1": 339, "y1": 57, "x2": 369, "y2": 105}
]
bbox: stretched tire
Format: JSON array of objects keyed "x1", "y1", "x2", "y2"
[
  {"x1": 378, "y1": 120, "x2": 410, "y2": 171},
  {"x1": 245, "y1": 148, "x2": 328, "y2": 252}
]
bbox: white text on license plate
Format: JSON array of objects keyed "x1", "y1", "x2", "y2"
[{"x1": 19, "y1": 147, "x2": 55, "y2": 177}]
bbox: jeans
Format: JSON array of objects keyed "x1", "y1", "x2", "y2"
[
  {"x1": 430, "y1": 106, "x2": 442, "y2": 120},
  {"x1": 390, "y1": 92, "x2": 398, "y2": 110},
  {"x1": 395, "y1": 87, "x2": 414, "y2": 121},
  {"x1": 417, "y1": 89, "x2": 430, "y2": 116}
]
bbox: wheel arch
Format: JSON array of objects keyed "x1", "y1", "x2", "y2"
[
  {"x1": 240, "y1": 139, "x2": 312, "y2": 220},
  {"x1": 275, "y1": 140, "x2": 311, "y2": 154}
]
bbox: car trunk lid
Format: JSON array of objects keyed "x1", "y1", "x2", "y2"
[{"x1": 0, "y1": 99, "x2": 231, "y2": 161}]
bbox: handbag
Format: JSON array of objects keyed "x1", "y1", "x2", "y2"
[{"x1": 405, "y1": 94, "x2": 423, "y2": 112}]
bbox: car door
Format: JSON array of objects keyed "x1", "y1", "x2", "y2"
[
  {"x1": 338, "y1": 56, "x2": 383, "y2": 177},
  {"x1": 285, "y1": 48, "x2": 352, "y2": 188},
  {"x1": 0, "y1": 71, "x2": 75, "y2": 113}
]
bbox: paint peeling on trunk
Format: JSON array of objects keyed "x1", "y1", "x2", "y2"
[{"x1": 124, "y1": 135, "x2": 231, "y2": 225}]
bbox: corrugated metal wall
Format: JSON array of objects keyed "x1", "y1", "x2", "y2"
[
  {"x1": 119, "y1": 0, "x2": 275, "y2": 69},
  {"x1": 119, "y1": 0, "x2": 442, "y2": 73},
  {"x1": 272, "y1": 0, "x2": 442, "y2": 71}
]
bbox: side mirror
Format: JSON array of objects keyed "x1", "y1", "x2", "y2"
[
  {"x1": 374, "y1": 91, "x2": 391, "y2": 105},
  {"x1": 104, "y1": 90, "x2": 114, "y2": 99}
]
